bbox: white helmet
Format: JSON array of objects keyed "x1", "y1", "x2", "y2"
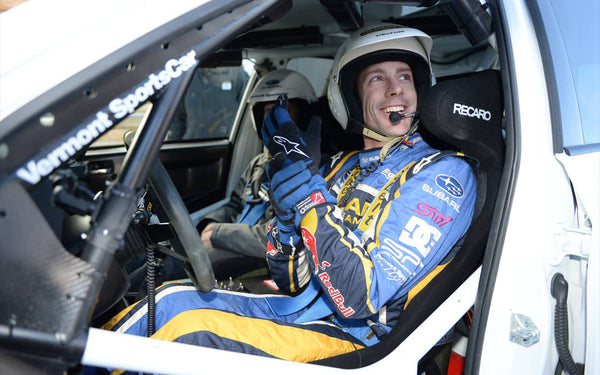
[
  {"x1": 248, "y1": 69, "x2": 317, "y2": 138},
  {"x1": 327, "y1": 24, "x2": 433, "y2": 137}
]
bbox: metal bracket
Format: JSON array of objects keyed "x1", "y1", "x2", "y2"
[
  {"x1": 510, "y1": 313, "x2": 540, "y2": 347},
  {"x1": 548, "y1": 223, "x2": 591, "y2": 266}
]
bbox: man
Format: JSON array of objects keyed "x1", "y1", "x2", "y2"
[
  {"x1": 103, "y1": 24, "x2": 476, "y2": 363},
  {"x1": 263, "y1": 24, "x2": 476, "y2": 327},
  {"x1": 196, "y1": 69, "x2": 318, "y2": 266}
]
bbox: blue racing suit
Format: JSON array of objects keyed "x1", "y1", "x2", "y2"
[
  {"x1": 103, "y1": 133, "x2": 476, "y2": 366},
  {"x1": 266, "y1": 133, "x2": 476, "y2": 328}
]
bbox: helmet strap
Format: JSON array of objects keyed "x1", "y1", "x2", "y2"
[
  {"x1": 361, "y1": 118, "x2": 420, "y2": 160},
  {"x1": 362, "y1": 127, "x2": 397, "y2": 144}
]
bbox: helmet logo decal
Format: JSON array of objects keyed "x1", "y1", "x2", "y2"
[
  {"x1": 272, "y1": 135, "x2": 309, "y2": 158},
  {"x1": 360, "y1": 24, "x2": 404, "y2": 36}
]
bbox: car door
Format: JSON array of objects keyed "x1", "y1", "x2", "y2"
[{"x1": 468, "y1": 1, "x2": 599, "y2": 374}]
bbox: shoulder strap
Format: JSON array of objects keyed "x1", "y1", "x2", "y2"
[
  {"x1": 324, "y1": 150, "x2": 360, "y2": 183},
  {"x1": 404, "y1": 150, "x2": 477, "y2": 181}
]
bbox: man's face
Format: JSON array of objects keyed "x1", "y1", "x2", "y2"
[{"x1": 357, "y1": 61, "x2": 418, "y2": 146}]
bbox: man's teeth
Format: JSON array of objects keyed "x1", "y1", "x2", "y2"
[{"x1": 384, "y1": 106, "x2": 405, "y2": 113}]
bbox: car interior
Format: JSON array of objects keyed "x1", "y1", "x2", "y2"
[{"x1": 0, "y1": 0, "x2": 510, "y2": 372}]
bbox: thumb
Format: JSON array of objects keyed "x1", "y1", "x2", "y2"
[{"x1": 273, "y1": 105, "x2": 295, "y2": 126}]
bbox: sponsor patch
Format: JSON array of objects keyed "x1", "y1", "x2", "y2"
[
  {"x1": 398, "y1": 216, "x2": 442, "y2": 258},
  {"x1": 360, "y1": 155, "x2": 379, "y2": 164},
  {"x1": 422, "y1": 183, "x2": 461, "y2": 212},
  {"x1": 329, "y1": 151, "x2": 343, "y2": 167},
  {"x1": 302, "y1": 227, "x2": 330, "y2": 273},
  {"x1": 266, "y1": 241, "x2": 278, "y2": 256},
  {"x1": 414, "y1": 202, "x2": 454, "y2": 227},
  {"x1": 272, "y1": 136, "x2": 308, "y2": 157},
  {"x1": 435, "y1": 174, "x2": 464, "y2": 198},
  {"x1": 318, "y1": 272, "x2": 354, "y2": 317},
  {"x1": 296, "y1": 191, "x2": 325, "y2": 215},
  {"x1": 374, "y1": 252, "x2": 409, "y2": 283}
]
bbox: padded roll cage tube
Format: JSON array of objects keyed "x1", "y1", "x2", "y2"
[{"x1": 0, "y1": 0, "x2": 290, "y2": 183}]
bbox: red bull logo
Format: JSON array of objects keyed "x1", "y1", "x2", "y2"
[
  {"x1": 300, "y1": 226, "x2": 354, "y2": 317},
  {"x1": 301, "y1": 227, "x2": 330, "y2": 273},
  {"x1": 318, "y1": 272, "x2": 355, "y2": 317}
]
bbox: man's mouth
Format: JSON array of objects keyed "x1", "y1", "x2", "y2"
[{"x1": 383, "y1": 105, "x2": 406, "y2": 113}]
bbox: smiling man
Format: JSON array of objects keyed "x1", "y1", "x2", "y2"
[
  {"x1": 357, "y1": 61, "x2": 418, "y2": 147},
  {"x1": 104, "y1": 24, "x2": 477, "y2": 364},
  {"x1": 263, "y1": 23, "x2": 478, "y2": 340}
]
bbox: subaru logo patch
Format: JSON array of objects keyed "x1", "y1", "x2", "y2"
[{"x1": 435, "y1": 174, "x2": 464, "y2": 198}]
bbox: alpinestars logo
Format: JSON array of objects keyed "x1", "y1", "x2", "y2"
[{"x1": 272, "y1": 135, "x2": 308, "y2": 158}]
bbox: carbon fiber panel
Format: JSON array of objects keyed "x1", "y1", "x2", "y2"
[{"x1": 0, "y1": 180, "x2": 94, "y2": 338}]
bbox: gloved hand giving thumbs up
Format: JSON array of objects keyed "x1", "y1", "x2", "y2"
[{"x1": 261, "y1": 94, "x2": 321, "y2": 174}]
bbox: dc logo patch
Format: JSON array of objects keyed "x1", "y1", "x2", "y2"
[{"x1": 435, "y1": 174, "x2": 464, "y2": 198}]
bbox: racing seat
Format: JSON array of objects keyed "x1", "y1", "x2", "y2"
[
  {"x1": 314, "y1": 96, "x2": 363, "y2": 155},
  {"x1": 313, "y1": 69, "x2": 505, "y2": 368}
]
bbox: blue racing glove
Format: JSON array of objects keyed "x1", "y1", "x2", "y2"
[
  {"x1": 266, "y1": 219, "x2": 311, "y2": 294},
  {"x1": 261, "y1": 94, "x2": 321, "y2": 174},
  {"x1": 268, "y1": 158, "x2": 335, "y2": 229},
  {"x1": 266, "y1": 218, "x2": 302, "y2": 256}
]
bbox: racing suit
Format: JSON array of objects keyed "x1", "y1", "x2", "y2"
[
  {"x1": 267, "y1": 134, "x2": 476, "y2": 328},
  {"x1": 104, "y1": 133, "x2": 476, "y2": 363}
]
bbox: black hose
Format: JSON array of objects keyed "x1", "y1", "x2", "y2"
[
  {"x1": 146, "y1": 245, "x2": 156, "y2": 337},
  {"x1": 551, "y1": 273, "x2": 582, "y2": 375}
]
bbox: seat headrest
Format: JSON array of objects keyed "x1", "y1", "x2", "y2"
[{"x1": 420, "y1": 69, "x2": 504, "y2": 161}]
